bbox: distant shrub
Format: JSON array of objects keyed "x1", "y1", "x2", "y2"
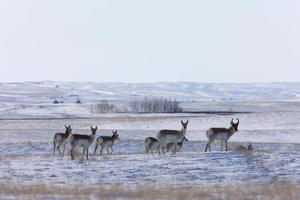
[
  {"x1": 76, "y1": 99, "x2": 82, "y2": 104},
  {"x1": 92, "y1": 100, "x2": 115, "y2": 114},
  {"x1": 53, "y1": 99, "x2": 64, "y2": 104},
  {"x1": 53, "y1": 100, "x2": 59, "y2": 104}
]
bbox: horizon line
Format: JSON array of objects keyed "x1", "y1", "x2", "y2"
[{"x1": 1, "y1": 80, "x2": 300, "y2": 84}]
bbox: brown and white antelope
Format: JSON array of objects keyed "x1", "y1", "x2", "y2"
[
  {"x1": 144, "y1": 137, "x2": 160, "y2": 154},
  {"x1": 166, "y1": 136, "x2": 188, "y2": 153},
  {"x1": 94, "y1": 130, "x2": 119, "y2": 155},
  {"x1": 157, "y1": 120, "x2": 188, "y2": 155},
  {"x1": 69, "y1": 126, "x2": 97, "y2": 160},
  {"x1": 205, "y1": 118, "x2": 239, "y2": 152},
  {"x1": 234, "y1": 143, "x2": 253, "y2": 152},
  {"x1": 53, "y1": 125, "x2": 72, "y2": 156}
]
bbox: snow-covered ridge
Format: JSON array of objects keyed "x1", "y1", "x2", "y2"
[
  {"x1": 0, "y1": 81, "x2": 300, "y2": 118},
  {"x1": 1, "y1": 81, "x2": 300, "y2": 102}
]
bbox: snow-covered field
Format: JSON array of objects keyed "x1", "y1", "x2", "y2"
[
  {"x1": 1, "y1": 82, "x2": 300, "y2": 199},
  {"x1": 1, "y1": 81, "x2": 300, "y2": 118}
]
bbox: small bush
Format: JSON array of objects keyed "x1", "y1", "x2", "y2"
[
  {"x1": 92, "y1": 100, "x2": 115, "y2": 114},
  {"x1": 53, "y1": 100, "x2": 59, "y2": 104},
  {"x1": 76, "y1": 99, "x2": 82, "y2": 104}
]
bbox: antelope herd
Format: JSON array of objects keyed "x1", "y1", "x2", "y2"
[{"x1": 53, "y1": 118, "x2": 253, "y2": 160}]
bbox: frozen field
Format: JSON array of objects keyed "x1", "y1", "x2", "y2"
[
  {"x1": 1, "y1": 139, "x2": 300, "y2": 188},
  {"x1": 1, "y1": 112, "x2": 300, "y2": 188},
  {"x1": 0, "y1": 82, "x2": 300, "y2": 199}
]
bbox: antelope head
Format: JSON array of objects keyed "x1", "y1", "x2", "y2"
[
  {"x1": 90, "y1": 126, "x2": 98, "y2": 135},
  {"x1": 230, "y1": 118, "x2": 239, "y2": 132},
  {"x1": 247, "y1": 143, "x2": 253, "y2": 150},
  {"x1": 181, "y1": 120, "x2": 189, "y2": 130},
  {"x1": 112, "y1": 130, "x2": 119, "y2": 140},
  {"x1": 64, "y1": 125, "x2": 72, "y2": 135},
  {"x1": 178, "y1": 136, "x2": 188, "y2": 144}
]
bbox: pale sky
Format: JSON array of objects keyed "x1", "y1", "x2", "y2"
[{"x1": 1, "y1": 1, "x2": 299, "y2": 82}]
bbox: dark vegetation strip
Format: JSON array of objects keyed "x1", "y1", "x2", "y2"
[{"x1": 0, "y1": 111, "x2": 253, "y2": 121}]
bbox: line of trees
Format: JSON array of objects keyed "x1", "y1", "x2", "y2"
[
  {"x1": 92, "y1": 98, "x2": 183, "y2": 114},
  {"x1": 130, "y1": 98, "x2": 182, "y2": 113}
]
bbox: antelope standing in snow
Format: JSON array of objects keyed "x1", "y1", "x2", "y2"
[
  {"x1": 157, "y1": 120, "x2": 188, "y2": 155},
  {"x1": 94, "y1": 130, "x2": 119, "y2": 155},
  {"x1": 69, "y1": 126, "x2": 97, "y2": 160},
  {"x1": 145, "y1": 137, "x2": 160, "y2": 154},
  {"x1": 205, "y1": 118, "x2": 239, "y2": 152},
  {"x1": 53, "y1": 125, "x2": 72, "y2": 156},
  {"x1": 166, "y1": 136, "x2": 188, "y2": 153}
]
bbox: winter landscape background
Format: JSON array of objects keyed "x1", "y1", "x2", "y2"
[{"x1": 0, "y1": 82, "x2": 300, "y2": 199}]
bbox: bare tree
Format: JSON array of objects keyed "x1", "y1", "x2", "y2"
[{"x1": 93, "y1": 100, "x2": 115, "y2": 114}]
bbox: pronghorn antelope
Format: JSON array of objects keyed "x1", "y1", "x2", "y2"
[
  {"x1": 69, "y1": 126, "x2": 97, "y2": 160},
  {"x1": 53, "y1": 125, "x2": 72, "y2": 156},
  {"x1": 94, "y1": 130, "x2": 119, "y2": 155},
  {"x1": 205, "y1": 118, "x2": 239, "y2": 152},
  {"x1": 166, "y1": 136, "x2": 188, "y2": 153},
  {"x1": 144, "y1": 137, "x2": 160, "y2": 154},
  {"x1": 235, "y1": 143, "x2": 253, "y2": 151},
  {"x1": 157, "y1": 120, "x2": 188, "y2": 155}
]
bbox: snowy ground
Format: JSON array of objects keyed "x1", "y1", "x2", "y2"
[
  {"x1": 0, "y1": 82, "x2": 300, "y2": 199},
  {"x1": 1, "y1": 140, "x2": 300, "y2": 188},
  {"x1": 1, "y1": 112, "x2": 300, "y2": 188}
]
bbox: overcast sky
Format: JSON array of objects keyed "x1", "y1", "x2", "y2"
[{"x1": 1, "y1": 1, "x2": 299, "y2": 83}]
